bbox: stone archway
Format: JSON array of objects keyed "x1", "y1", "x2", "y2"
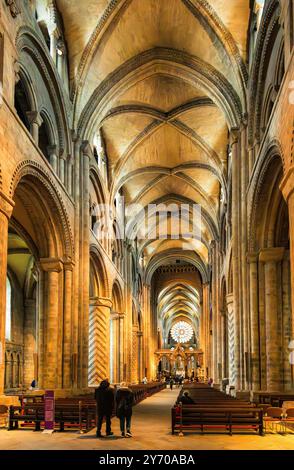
[
  {"x1": 1, "y1": 168, "x2": 73, "y2": 392},
  {"x1": 248, "y1": 149, "x2": 292, "y2": 392}
]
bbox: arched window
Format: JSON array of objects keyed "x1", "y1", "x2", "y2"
[
  {"x1": 5, "y1": 277, "x2": 11, "y2": 341},
  {"x1": 14, "y1": 80, "x2": 31, "y2": 131},
  {"x1": 38, "y1": 115, "x2": 51, "y2": 161}
]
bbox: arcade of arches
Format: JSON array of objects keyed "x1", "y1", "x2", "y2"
[{"x1": 0, "y1": 0, "x2": 294, "y2": 406}]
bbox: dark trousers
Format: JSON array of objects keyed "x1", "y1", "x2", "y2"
[
  {"x1": 119, "y1": 415, "x2": 132, "y2": 433},
  {"x1": 97, "y1": 414, "x2": 112, "y2": 435}
]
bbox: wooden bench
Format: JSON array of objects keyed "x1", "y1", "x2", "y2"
[
  {"x1": 172, "y1": 404, "x2": 263, "y2": 436},
  {"x1": 256, "y1": 392, "x2": 294, "y2": 408},
  {"x1": 171, "y1": 384, "x2": 263, "y2": 435},
  {"x1": 8, "y1": 401, "x2": 96, "y2": 432}
]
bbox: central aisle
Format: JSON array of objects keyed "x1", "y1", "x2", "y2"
[{"x1": 0, "y1": 387, "x2": 293, "y2": 450}]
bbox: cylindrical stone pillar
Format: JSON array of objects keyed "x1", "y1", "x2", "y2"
[
  {"x1": 0, "y1": 192, "x2": 14, "y2": 395},
  {"x1": 260, "y1": 248, "x2": 284, "y2": 391},
  {"x1": 40, "y1": 258, "x2": 63, "y2": 389},
  {"x1": 247, "y1": 252, "x2": 260, "y2": 391},
  {"x1": 63, "y1": 261, "x2": 73, "y2": 389}
]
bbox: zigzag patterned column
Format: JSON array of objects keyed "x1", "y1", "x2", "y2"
[
  {"x1": 88, "y1": 297, "x2": 112, "y2": 386},
  {"x1": 226, "y1": 294, "x2": 236, "y2": 388}
]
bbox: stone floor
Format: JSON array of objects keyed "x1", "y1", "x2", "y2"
[{"x1": 0, "y1": 388, "x2": 294, "y2": 450}]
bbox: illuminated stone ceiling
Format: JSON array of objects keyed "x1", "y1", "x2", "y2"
[{"x1": 57, "y1": 0, "x2": 250, "y2": 268}]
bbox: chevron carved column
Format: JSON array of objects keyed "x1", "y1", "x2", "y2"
[
  {"x1": 88, "y1": 297, "x2": 112, "y2": 386},
  {"x1": 226, "y1": 293, "x2": 236, "y2": 389}
]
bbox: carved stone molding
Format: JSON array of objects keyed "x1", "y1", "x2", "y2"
[
  {"x1": 90, "y1": 296, "x2": 113, "y2": 309},
  {"x1": 39, "y1": 258, "x2": 64, "y2": 273},
  {"x1": 9, "y1": 160, "x2": 74, "y2": 257},
  {"x1": 259, "y1": 247, "x2": 285, "y2": 263},
  {"x1": 5, "y1": 0, "x2": 21, "y2": 18}
]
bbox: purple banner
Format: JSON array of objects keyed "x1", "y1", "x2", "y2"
[{"x1": 44, "y1": 390, "x2": 55, "y2": 431}]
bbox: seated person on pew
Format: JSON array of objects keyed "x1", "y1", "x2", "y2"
[{"x1": 180, "y1": 391, "x2": 194, "y2": 404}]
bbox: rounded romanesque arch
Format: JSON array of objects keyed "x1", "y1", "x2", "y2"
[
  {"x1": 248, "y1": 0, "x2": 285, "y2": 144},
  {"x1": 89, "y1": 246, "x2": 110, "y2": 299},
  {"x1": 9, "y1": 161, "x2": 73, "y2": 258},
  {"x1": 16, "y1": 26, "x2": 71, "y2": 154},
  {"x1": 248, "y1": 142, "x2": 285, "y2": 251}
]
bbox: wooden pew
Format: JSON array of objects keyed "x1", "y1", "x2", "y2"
[
  {"x1": 172, "y1": 404, "x2": 263, "y2": 436},
  {"x1": 171, "y1": 384, "x2": 264, "y2": 435},
  {"x1": 9, "y1": 401, "x2": 96, "y2": 432}
]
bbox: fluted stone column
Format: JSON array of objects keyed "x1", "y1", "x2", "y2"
[
  {"x1": 26, "y1": 111, "x2": 42, "y2": 144},
  {"x1": 48, "y1": 26, "x2": 57, "y2": 63},
  {"x1": 202, "y1": 283, "x2": 210, "y2": 377},
  {"x1": 260, "y1": 248, "x2": 284, "y2": 391},
  {"x1": 119, "y1": 313, "x2": 125, "y2": 382},
  {"x1": 59, "y1": 152, "x2": 66, "y2": 185},
  {"x1": 282, "y1": 253, "x2": 292, "y2": 390},
  {"x1": 280, "y1": 169, "x2": 294, "y2": 363},
  {"x1": 0, "y1": 191, "x2": 14, "y2": 395},
  {"x1": 226, "y1": 293, "x2": 235, "y2": 388},
  {"x1": 88, "y1": 297, "x2": 112, "y2": 385},
  {"x1": 247, "y1": 252, "x2": 260, "y2": 391},
  {"x1": 40, "y1": 258, "x2": 63, "y2": 389},
  {"x1": 137, "y1": 331, "x2": 143, "y2": 381},
  {"x1": 72, "y1": 134, "x2": 81, "y2": 388},
  {"x1": 240, "y1": 123, "x2": 249, "y2": 389},
  {"x1": 47, "y1": 145, "x2": 58, "y2": 173},
  {"x1": 81, "y1": 142, "x2": 91, "y2": 388},
  {"x1": 110, "y1": 312, "x2": 120, "y2": 384},
  {"x1": 67, "y1": 155, "x2": 73, "y2": 196},
  {"x1": 143, "y1": 284, "x2": 151, "y2": 379},
  {"x1": 210, "y1": 241, "x2": 219, "y2": 382},
  {"x1": 63, "y1": 260, "x2": 74, "y2": 389},
  {"x1": 231, "y1": 129, "x2": 242, "y2": 390},
  {"x1": 23, "y1": 299, "x2": 36, "y2": 387}
]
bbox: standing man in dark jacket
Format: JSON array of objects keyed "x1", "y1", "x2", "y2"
[
  {"x1": 95, "y1": 379, "x2": 114, "y2": 437},
  {"x1": 116, "y1": 382, "x2": 134, "y2": 437}
]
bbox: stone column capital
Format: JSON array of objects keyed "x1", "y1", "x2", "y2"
[
  {"x1": 47, "y1": 144, "x2": 58, "y2": 156},
  {"x1": 63, "y1": 258, "x2": 75, "y2": 271},
  {"x1": 0, "y1": 190, "x2": 15, "y2": 219},
  {"x1": 81, "y1": 140, "x2": 93, "y2": 159},
  {"x1": 259, "y1": 247, "x2": 285, "y2": 263},
  {"x1": 246, "y1": 252, "x2": 259, "y2": 263},
  {"x1": 90, "y1": 296, "x2": 113, "y2": 309},
  {"x1": 39, "y1": 258, "x2": 63, "y2": 272},
  {"x1": 112, "y1": 311, "x2": 125, "y2": 317},
  {"x1": 226, "y1": 293, "x2": 234, "y2": 306},
  {"x1": 26, "y1": 110, "x2": 43, "y2": 127},
  {"x1": 110, "y1": 312, "x2": 120, "y2": 320},
  {"x1": 71, "y1": 129, "x2": 80, "y2": 142},
  {"x1": 229, "y1": 127, "x2": 240, "y2": 146}
]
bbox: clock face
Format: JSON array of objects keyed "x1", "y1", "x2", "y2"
[{"x1": 171, "y1": 321, "x2": 193, "y2": 343}]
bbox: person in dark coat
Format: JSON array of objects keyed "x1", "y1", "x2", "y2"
[
  {"x1": 95, "y1": 379, "x2": 114, "y2": 437},
  {"x1": 116, "y1": 382, "x2": 134, "y2": 437},
  {"x1": 181, "y1": 391, "x2": 194, "y2": 404}
]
